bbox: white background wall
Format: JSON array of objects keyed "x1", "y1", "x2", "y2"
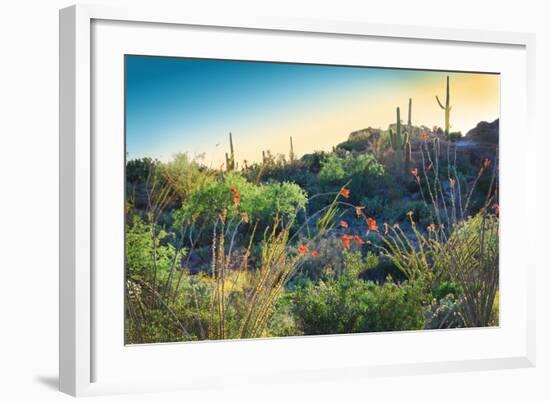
[{"x1": 0, "y1": 0, "x2": 547, "y2": 399}]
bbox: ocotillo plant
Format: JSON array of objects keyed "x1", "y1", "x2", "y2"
[
  {"x1": 225, "y1": 132, "x2": 236, "y2": 172},
  {"x1": 436, "y1": 76, "x2": 452, "y2": 139}
]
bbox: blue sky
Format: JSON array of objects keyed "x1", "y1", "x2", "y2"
[{"x1": 125, "y1": 55, "x2": 499, "y2": 166}]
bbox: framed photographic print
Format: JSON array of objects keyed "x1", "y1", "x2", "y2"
[{"x1": 59, "y1": 4, "x2": 536, "y2": 397}]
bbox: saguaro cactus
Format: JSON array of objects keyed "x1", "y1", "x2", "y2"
[
  {"x1": 225, "y1": 132, "x2": 236, "y2": 172},
  {"x1": 407, "y1": 98, "x2": 412, "y2": 135},
  {"x1": 436, "y1": 76, "x2": 452, "y2": 138},
  {"x1": 404, "y1": 98, "x2": 412, "y2": 174},
  {"x1": 289, "y1": 136, "x2": 295, "y2": 163},
  {"x1": 389, "y1": 104, "x2": 412, "y2": 176},
  {"x1": 395, "y1": 107, "x2": 402, "y2": 149}
]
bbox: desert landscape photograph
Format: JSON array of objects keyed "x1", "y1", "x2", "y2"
[{"x1": 124, "y1": 55, "x2": 499, "y2": 344}]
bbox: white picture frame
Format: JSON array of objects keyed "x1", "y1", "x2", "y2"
[{"x1": 59, "y1": 4, "x2": 536, "y2": 397}]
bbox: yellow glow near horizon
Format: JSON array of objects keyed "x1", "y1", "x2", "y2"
[{"x1": 172, "y1": 72, "x2": 499, "y2": 168}]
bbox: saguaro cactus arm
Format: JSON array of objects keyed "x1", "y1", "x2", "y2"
[{"x1": 435, "y1": 96, "x2": 445, "y2": 109}]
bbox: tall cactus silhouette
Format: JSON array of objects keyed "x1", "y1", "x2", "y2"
[
  {"x1": 395, "y1": 106, "x2": 402, "y2": 149},
  {"x1": 407, "y1": 98, "x2": 412, "y2": 134},
  {"x1": 289, "y1": 136, "x2": 295, "y2": 163},
  {"x1": 389, "y1": 103, "x2": 412, "y2": 176},
  {"x1": 436, "y1": 75, "x2": 452, "y2": 138},
  {"x1": 395, "y1": 107, "x2": 404, "y2": 172},
  {"x1": 225, "y1": 132, "x2": 236, "y2": 172},
  {"x1": 404, "y1": 98, "x2": 412, "y2": 174}
]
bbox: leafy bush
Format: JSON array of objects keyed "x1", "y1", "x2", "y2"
[
  {"x1": 268, "y1": 292, "x2": 300, "y2": 337},
  {"x1": 126, "y1": 215, "x2": 185, "y2": 282},
  {"x1": 126, "y1": 157, "x2": 158, "y2": 184},
  {"x1": 291, "y1": 236, "x2": 351, "y2": 282},
  {"x1": 160, "y1": 153, "x2": 214, "y2": 200},
  {"x1": 301, "y1": 151, "x2": 330, "y2": 174},
  {"x1": 359, "y1": 255, "x2": 407, "y2": 284},
  {"x1": 431, "y1": 281, "x2": 460, "y2": 301},
  {"x1": 360, "y1": 195, "x2": 387, "y2": 217},
  {"x1": 318, "y1": 153, "x2": 386, "y2": 202},
  {"x1": 174, "y1": 173, "x2": 308, "y2": 226},
  {"x1": 358, "y1": 197, "x2": 431, "y2": 227},
  {"x1": 243, "y1": 158, "x2": 313, "y2": 190},
  {"x1": 292, "y1": 252, "x2": 425, "y2": 335}
]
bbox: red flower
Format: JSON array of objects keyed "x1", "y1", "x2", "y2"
[
  {"x1": 366, "y1": 217, "x2": 379, "y2": 232},
  {"x1": 230, "y1": 187, "x2": 240, "y2": 208},
  {"x1": 353, "y1": 235, "x2": 365, "y2": 245},
  {"x1": 339, "y1": 188, "x2": 351, "y2": 199},
  {"x1": 311, "y1": 251, "x2": 320, "y2": 257},
  {"x1": 298, "y1": 245, "x2": 309, "y2": 255},
  {"x1": 341, "y1": 235, "x2": 352, "y2": 249},
  {"x1": 339, "y1": 220, "x2": 349, "y2": 228},
  {"x1": 478, "y1": 159, "x2": 491, "y2": 177}
]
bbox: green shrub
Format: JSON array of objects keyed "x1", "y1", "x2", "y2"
[
  {"x1": 160, "y1": 153, "x2": 214, "y2": 200},
  {"x1": 292, "y1": 252, "x2": 425, "y2": 335},
  {"x1": 318, "y1": 153, "x2": 386, "y2": 202},
  {"x1": 174, "y1": 173, "x2": 308, "y2": 226},
  {"x1": 126, "y1": 157, "x2": 158, "y2": 184},
  {"x1": 268, "y1": 292, "x2": 300, "y2": 337},
  {"x1": 244, "y1": 159, "x2": 313, "y2": 189},
  {"x1": 432, "y1": 281, "x2": 460, "y2": 301},
  {"x1": 383, "y1": 200, "x2": 434, "y2": 226},
  {"x1": 360, "y1": 195, "x2": 387, "y2": 217},
  {"x1": 301, "y1": 151, "x2": 330, "y2": 174},
  {"x1": 126, "y1": 215, "x2": 185, "y2": 282}
]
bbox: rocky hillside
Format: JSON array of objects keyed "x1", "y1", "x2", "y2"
[{"x1": 465, "y1": 119, "x2": 499, "y2": 144}]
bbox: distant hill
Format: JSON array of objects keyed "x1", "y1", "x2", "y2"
[
  {"x1": 465, "y1": 119, "x2": 499, "y2": 144},
  {"x1": 334, "y1": 119, "x2": 499, "y2": 158}
]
